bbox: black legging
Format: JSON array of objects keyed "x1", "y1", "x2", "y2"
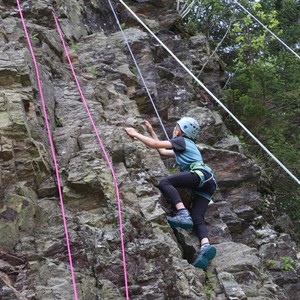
[{"x1": 157, "y1": 170, "x2": 216, "y2": 240}]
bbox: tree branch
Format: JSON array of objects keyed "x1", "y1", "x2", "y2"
[{"x1": 196, "y1": 20, "x2": 233, "y2": 78}]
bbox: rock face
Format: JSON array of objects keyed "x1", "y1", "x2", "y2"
[{"x1": 0, "y1": 1, "x2": 299, "y2": 299}]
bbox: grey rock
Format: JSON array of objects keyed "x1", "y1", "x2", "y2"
[{"x1": 0, "y1": 1, "x2": 298, "y2": 300}]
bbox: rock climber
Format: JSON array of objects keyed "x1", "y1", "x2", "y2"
[{"x1": 125, "y1": 117, "x2": 217, "y2": 269}]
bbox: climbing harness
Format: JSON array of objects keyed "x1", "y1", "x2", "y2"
[
  {"x1": 115, "y1": 0, "x2": 300, "y2": 186},
  {"x1": 190, "y1": 162, "x2": 215, "y2": 188},
  {"x1": 16, "y1": 1, "x2": 79, "y2": 300},
  {"x1": 52, "y1": 11, "x2": 130, "y2": 300}
]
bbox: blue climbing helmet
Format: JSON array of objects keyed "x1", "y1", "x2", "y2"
[{"x1": 177, "y1": 117, "x2": 200, "y2": 139}]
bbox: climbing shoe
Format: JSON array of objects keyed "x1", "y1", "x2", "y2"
[
  {"x1": 193, "y1": 244, "x2": 216, "y2": 270},
  {"x1": 167, "y1": 209, "x2": 194, "y2": 229}
]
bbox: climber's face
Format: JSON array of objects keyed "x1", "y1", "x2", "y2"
[{"x1": 172, "y1": 125, "x2": 181, "y2": 138}]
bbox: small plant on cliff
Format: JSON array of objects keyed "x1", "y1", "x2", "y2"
[
  {"x1": 55, "y1": 117, "x2": 63, "y2": 127},
  {"x1": 281, "y1": 256, "x2": 297, "y2": 271},
  {"x1": 204, "y1": 283, "x2": 214, "y2": 297},
  {"x1": 70, "y1": 42, "x2": 78, "y2": 50},
  {"x1": 31, "y1": 33, "x2": 39, "y2": 40},
  {"x1": 265, "y1": 259, "x2": 277, "y2": 267},
  {"x1": 129, "y1": 66, "x2": 138, "y2": 75},
  {"x1": 87, "y1": 66, "x2": 97, "y2": 78},
  {"x1": 265, "y1": 257, "x2": 298, "y2": 271},
  {"x1": 185, "y1": 20, "x2": 197, "y2": 36},
  {"x1": 203, "y1": 272, "x2": 215, "y2": 297}
]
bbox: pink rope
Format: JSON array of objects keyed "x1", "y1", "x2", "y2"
[
  {"x1": 52, "y1": 11, "x2": 130, "y2": 300},
  {"x1": 16, "y1": 1, "x2": 79, "y2": 299}
]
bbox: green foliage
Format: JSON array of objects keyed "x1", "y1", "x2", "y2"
[
  {"x1": 276, "y1": 189, "x2": 300, "y2": 241},
  {"x1": 231, "y1": 3, "x2": 280, "y2": 66},
  {"x1": 182, "y1": 0, "x2": 300, "y2": 240},
  {"x1": 204, "y1": 283, "x2": 214, "y2": 297},
  {"x1": 265, "y1": 256, "x2": 298, "y2": 271},
  {"x1": 185, "y1": 21, "x2": 197, "y2": 36},
  {"x1": 87, "y1": 66, "x2": 97, "y2": 78},
  {"x1": 31, "y1": 33, "x2": 39, "y2": 40},
  {"x1": 70, "y1": 42, "x2": 78, "y2": 50},
  {"x1": 129, "y1": 66, "x2": 138, "y2": 75},
  {"x1": 265, "y1": 259, "x2": 277, "y2": 267},
  {"x1": 203, "y1": 272, "x2": 215, "y2": 297},
  {"x1": 55, "y1": 117, "x2": 63, "y2": 127},
  {"x1": 281, "y1": 256, "x2": 297, "y2": 271}
]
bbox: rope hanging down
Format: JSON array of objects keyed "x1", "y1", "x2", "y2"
[
  {"x1": 52, "y1": 11, "x2": 130, "y2": 300},
  {"x1": 117, "y1": 0, "x2": 300, "y2": 186},
  {"x1": 232, "y1": 0, "x2": 300, "y2": 60},
  {"x1": 16, "y1": 1, "x2": 79, "y2": 300},
  {"x1": 107, "y1": 0, "x2": 169, "y2": 140}
]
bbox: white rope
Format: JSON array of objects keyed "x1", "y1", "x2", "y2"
[
  {"x1": 232, "y1": 0, "x2": 300, "y2": 60},
  {"x1": 180, "y1": 0, "x2": 196, "y2": 19},
  {"x1": 118, "y1": 0, "x2": 300, "y2": 185}
]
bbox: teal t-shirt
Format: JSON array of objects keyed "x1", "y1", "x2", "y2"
[{"x1": 170, "y1": 136, "x2": 212, "y2": 173}]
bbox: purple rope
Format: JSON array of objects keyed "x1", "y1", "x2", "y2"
[
  {"x1": 16, "y1": 1, "x2": 79, "y2": 299},
  {"x1": 52, "y1": 10, "x2": 130, "y2": 300}
]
